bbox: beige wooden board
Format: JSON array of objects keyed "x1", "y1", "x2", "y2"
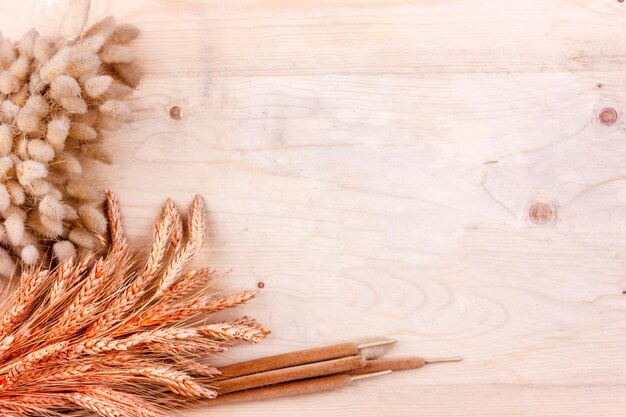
[{"x1": 3, "y1": 0, "x2": 626, "y2": 415}]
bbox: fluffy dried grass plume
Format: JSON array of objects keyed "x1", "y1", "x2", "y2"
[
  {"x1": 0, "y1": 192, "x2": 268, "y2": 416},
  {"x1": 0, "y1": 6, "x2": 141, "y2": 274}
]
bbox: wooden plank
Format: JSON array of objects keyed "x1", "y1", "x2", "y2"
[{"x1": 4, "y1": 0, "x2": 626, "y2": 415}]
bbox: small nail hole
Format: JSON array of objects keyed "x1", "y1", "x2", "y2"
[{"x1": 257, "y1": 281, "x2": 265, "y2": 289}]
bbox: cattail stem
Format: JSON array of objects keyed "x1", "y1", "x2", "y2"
[
  {"x1": 424, "y1": 356, "x2": 463, "y2": 364},
  {"x1": 215, "y1": 355, "x2": 366, "y2": 394},
  {"x1": 208, "y1": 371, "x2": 391, "y2": 406},
  {"x1": 217, "y1": 339, "x2": 395, "y2": 379},
  {"x1": 351, "y1": 356, "x2": 463, "y2": 375},
  {"x1": 217, "y1": 342, "x2": 359, "y2": 379}
]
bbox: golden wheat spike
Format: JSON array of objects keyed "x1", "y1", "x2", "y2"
[{"x1": 0, "y1": 193, "x2": 266, "y2": 416}]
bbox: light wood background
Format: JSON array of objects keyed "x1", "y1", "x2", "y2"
[{"x1": 4, "y1": 0, "x2": 626, "y2": 415}]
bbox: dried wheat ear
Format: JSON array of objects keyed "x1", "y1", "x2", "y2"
[
  {"x1": 0, "y1": 15, "x2": 141, "y2": 274},
  {"x1": 0, "y1": 192, "x2": 269, "y2": 417}
]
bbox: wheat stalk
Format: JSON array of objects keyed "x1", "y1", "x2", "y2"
[{"x1": 0, "y1": 192, "x2": 268, "y2": 416}]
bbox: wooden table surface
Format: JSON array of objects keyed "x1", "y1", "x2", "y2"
[{"x1": 5, "y1": 0, "x2": 626, "y2": 415}]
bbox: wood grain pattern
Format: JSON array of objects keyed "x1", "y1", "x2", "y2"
[{"x1": 3, "y1": 0, "x2": 626, "y2": 415}]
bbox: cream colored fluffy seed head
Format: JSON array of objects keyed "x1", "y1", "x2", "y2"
[
  {"x1": 0, "y1": 11, "x2": 140, "y2": 269},
  {"x1": 0, "y1": 184, "x2": 10, "y2": 211},
  {"x1": 0, "y1": 248, "x2": 14, "y2": 277},
  {"x1": 0, "y1": 71, "x2": 19, "y2": 94},
  {"x1": 16, "y1": 160, "x2": 47, "y2": 186},
  {"x1": 61, "y1": 0, "x2": 91, "y2": 41},
  {"x1": 28, "y1": 140, "x2": 55, "y2": 163},
  {"x1": 20, "y1": 244, "x2": 39, "y2": 265},
  {"x1": 46, "y1": 117, "x2": 70, "y2": 150},
  {"x1": 69, "y1": 122, "x2": 97, "y2": 141},
  {"x1": 100, "y1": 99, "x2": 132, "y2": 122},
  {"x1": 84, "y1": 75, "x2": 113, "y2": 97},
  {"x1": 5, "y1": 213, "x2": 25, "y2": 246},
  {"x1": 6, "y1": 182, "x2": 24, "y2": 205},
  {"x1": 78, "y1": 204, "x2": 107, "y2": 234},
  {"x1": 39, "y1": 195, "x2": 64, "y2": 221},
  {"x1": 69, "y1": 227, "x2": 96, "y2": 250},
  {"x1": 53, "y1": 240, "x2": 76, "y2": 261},
  {"x1": 0, "y1": 124, "x2": 13, "y2": 155},
  {"x1": 50, "y1": 74, "x2": 81, "y2": 99},
  {"x1": 0, "y1": 156, "x2": 13, "y2": 179}
]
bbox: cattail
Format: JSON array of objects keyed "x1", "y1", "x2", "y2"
[
  {"x1": 61, "y1": 0, "x2": 92, "y2": 41},
  {"x1": 78, "y1": 205, "x2": 107, "y2": 233},
  {"x1": 27, "y1": 140, "x2": 55, "y2": 163},
  {"x1": 100, "y1": 100, "x2": 132, "y2": 122},
  {"x1": 16, "y1": 160, "x2": 47, "y2": 186},
  {"x1": 5, "y1": 213, "x2": 25, "y2": 246},
  {"x1": 53, "y1": 240, "x2": 76, "y2": 261},
  {"x1": 84, "y1": 75, "x2": 112, "y2": 97}
]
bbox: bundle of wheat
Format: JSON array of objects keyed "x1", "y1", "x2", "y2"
[{"x1": 0, "y1": 191, "x2": 268, "y2": 416}]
